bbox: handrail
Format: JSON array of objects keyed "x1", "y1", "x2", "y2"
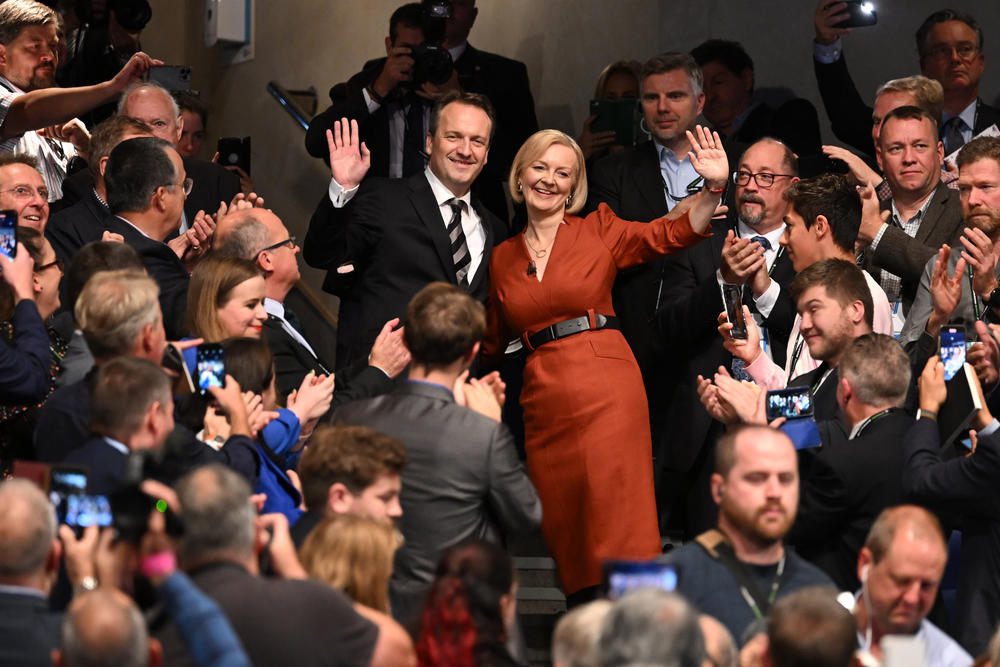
[{"x1": 266, "y1": 81, "x2": 316, "y2": 132}]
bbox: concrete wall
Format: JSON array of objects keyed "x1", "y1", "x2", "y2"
[{"x1": 135, "y1": 0, "x2": 1000, "y2": 305}]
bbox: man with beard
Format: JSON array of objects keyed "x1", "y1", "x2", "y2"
[
  {"x1": 656, "y1": 137, "x2": 798, "y2": 538},
  {"x1": 661, "y1": 425, "x2": 832, "y2": 646},
  {"x1": 900, "y1": 136, "x2": 1000, "y2": 358}
]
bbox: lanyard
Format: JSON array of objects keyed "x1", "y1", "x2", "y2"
[
  {"x1": 968, "y1": 265, "x2": 982, "y2": 322},
  {"x1": 788, "y1": 335, "x2": 804, "y2": 376},
  {"x1": 811, "y1": 363, "x2": 833, "y2": 395},
  {"x1": 715, "y1": 542, "x2": 787, "y2": 620},
  {"x1": 853, "y1": 408, "x2": 893, "y2": 438}
]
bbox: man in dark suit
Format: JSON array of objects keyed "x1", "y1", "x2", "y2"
[
  {"x1": 214, "y1": 208, "x2": 407, "y2": 402},
  {"x1": 334, "y1": 282, "x2": 541, "y2": 625},
  {"x1": 304, "y1": 1, "x2": 537, "y2": 222},
  {"x1": 859, "y1": 106, "x2": 964, "y2": 315},
  {"x1": 0, "y1": 478, "x2": 63, "y2": 667},
  {"x1": 787, "y1": 334, "x2": 914, "y2": 590},
  {"x1": 656, "y1": 137, "x2": 799, "y2": 537},
  {"x1": 813, "y1": 4, "x2": 1000, "y2": 159},
  {"x1": 155, "y1": 464, "x2": 415, "y2": 667},
  {"x1": 47, "y1": 115, "x2": 153, "y2": 264},
  {"x1": 304, "y1": 90, "x2": 506, "y2": 370},
  {"x1": 904, "y1": 355, "x2": 1000, "y2": 656}
]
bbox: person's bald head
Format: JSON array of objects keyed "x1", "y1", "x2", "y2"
[
  {"x1": 214, "y1": 208, "x2": 300, "y2": 301},
  {"x1": 117, "y1": 83, "x2": 182, "y2": 147},
  {"x1": 0, "y1": 478, "x2": 59, "y2": 588},
  {"x1": 56, "y1": 589, "x2": 161, "y2": 667}
]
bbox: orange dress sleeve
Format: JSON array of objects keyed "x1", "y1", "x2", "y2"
[{"x1": 588, "y1": 202, "x2": 711, "y2": 270}]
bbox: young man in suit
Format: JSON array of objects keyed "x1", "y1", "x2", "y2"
[
  {"x1": 334, "y1": 282, "x2": 541, "y2": 625},
  {"x1": 303, "y1": 90, "x2": 507, "y2": 370}
]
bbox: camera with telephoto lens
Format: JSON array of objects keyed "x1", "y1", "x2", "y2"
[{"x1": 408, "y1": 0, "x2": 454, "y2": 86}]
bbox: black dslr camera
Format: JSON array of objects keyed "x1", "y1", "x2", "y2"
[{"x1": 409, "y1": 0, "x2": 454, "y2": 86}]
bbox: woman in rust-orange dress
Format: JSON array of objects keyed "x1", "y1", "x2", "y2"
[{"x1": 481, "y1": 127, "x2": 728, "y2": 597}]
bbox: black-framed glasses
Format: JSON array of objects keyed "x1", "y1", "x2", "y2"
[
  {"x1": 35, "y1": 257, "x2": 64, "y2": 273},
  {"x1": 256, "y1": 236, "x2": 296, "y2": 258},
  {"x1": 925, "y1": 42, "x2": 979, "y2": 62},
  {"x1": 732, "y1": 171, "x2": 795, "y2": 189}
]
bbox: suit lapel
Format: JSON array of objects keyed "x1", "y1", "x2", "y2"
[
  {"x1": 408, "y1": 174, "x2": 457, "y2": 284},
  {"x1": 915, "y1": 183, "x2": 949, "y2": 245},
  {"x1": 631, "y1": 142, "x2": 668, "y2": 219}
]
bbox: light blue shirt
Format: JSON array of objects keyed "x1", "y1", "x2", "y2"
[
  {"x1": 657, "y1": 143, "x2": 701, "y2": 211},
  {"x1": 942, "y1": 99, "x2": 978, "y2": 148}
]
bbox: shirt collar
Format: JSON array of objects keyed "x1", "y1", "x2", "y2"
[
  {"x1": 942, "y1": 99, "x2": 977, "y2": 130},
  {"x1": 0, "y1": 583, "x2": 45, "y2": 598},
  {"x1": 447, "y1": 41, "x2": 468, "y2": 62},
  {"x1": 658, "y1": 142, "x2": 686, "y2": 167},
  {"x1": 0, "y1": 75, "x2": 22, "y2": 93},
  {"x1": 425, "y1": 166, "x2": 472, "y2": 210},
  {"x1": 890, "y1": 187, "x2": 936, "y2": 224},
  {"x1": 115, "y1": 215, "x2": 151, "y2": 240},
  {"x1": 103, "y1": 436, "x2": 129, "y2": 455},
  {"x1": 736, "y1": 220, "x2": 785, "y2": 247},
  {"x1": 264, "y1": 297, "x2": 284, "y2": 319}
]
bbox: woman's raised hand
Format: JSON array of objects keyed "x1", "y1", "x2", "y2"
[{"x1": 686, "y1": 125, "x2": 729, "y2": 189}]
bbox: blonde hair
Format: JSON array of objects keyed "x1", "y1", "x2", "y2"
[
  {"x1": 508, "y1": 129, "x2": 588, "y2": 215},
  {"x1": 185, "y1": 254, "x2": 264, "y2": 342},
  {"x1": 75, "y1": 270, "x2": 160, "y2": 360},
  {"x1": 299, "y1": 514, "x2": 402, "y2": 613}
]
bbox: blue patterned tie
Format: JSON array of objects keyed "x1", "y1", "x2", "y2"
[{"x1": 750, "y1": 235, "x2": 771, "y2": 252}]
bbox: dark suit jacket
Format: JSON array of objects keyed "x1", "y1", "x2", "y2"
[
  {"x1": 815, "y1": 52, "x2": 1000, "y2": 159},
  {"x1": 903, "y1": 416, "x2": 1000, "y2": 655},
  {"x1": 46, "y1": 189, "x2": 110, "y2": 264},
  {"x1": 303, "y1": 172, "x2": 506, "y2": 369},
  {"x1": 788, "y1": 364, "x2": 841, "y2": 424},
  {"x1": 0, "y1": 300, "x2": 52, "y2": 404},
  {"x1": 789, "y1": 408, "x2": 913, "y2": 590},
  {"x1": 655, "y1": 219, "x2": 796, "y2": 473},
  {"x1": 0, "y1": 590, "x2": 62, "y2": 667},
  {"x1": 864, "y1": 182, "x2": 964, "y2": 310},
  {"x1": 106, "y1": 215, "x2": 190, "y2": 339},
  {"x1": 63, "y1": 436, "x2": 128, "y2": 495},
  {"x1": 334, "y1": 380, "x2": 542, "y2": 625},
  {"x1": 304, "y1": 43, "x2": 537, "y2": 223},
  {"x1": 154, "y1": 561, "x2": 378, "y2": 667}
]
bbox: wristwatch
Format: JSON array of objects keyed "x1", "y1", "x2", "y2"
[{"x1": 75, "y1": 575, "x2": 98, "y2": 595}]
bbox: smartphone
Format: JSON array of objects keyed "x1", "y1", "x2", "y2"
[
  {"x1": 722, "y1": 284, "x2": 748, "y2": 340},
  {"x1": 940, "y1": 325, "x2": 966, "y2": 382},
  {"x1": 766, "y1": 386, "x2": 814, "y2": 422},
  {"x1": 162, "y1": 343, "x2": 195, "y2": 394},
  {"x1": 602, "y1": 560, "x2": 678, "y2": 600},
  {"x1": 148, "y1": 65, "x2": 192, "y2": 91},
  {"x1": 62, "y1": 493, "x2": 113, "y2": 530},
  {"x1": 589, "y1": 99, "x2": 637, "y2": 148},
  {"x1": 0, "y1": 210, "x2": 16, "y2": 260},
  {"x1": 216, "y1": 136, "x2": 251, "y2": 177},
  {"x1": 195, "y1": 343, "x2": 225, "y2": 395},
  {"x1": 829, "y1": 1, "x2": 877, "y2": 29}
]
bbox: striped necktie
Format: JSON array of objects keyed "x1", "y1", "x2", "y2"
[{"x1": 448, "y1": 199, "x2": 471, "y2": 288}]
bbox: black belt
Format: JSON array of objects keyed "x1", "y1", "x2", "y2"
[{"x1": 524, "y1": 314, "x2": 618, "y2": 351}]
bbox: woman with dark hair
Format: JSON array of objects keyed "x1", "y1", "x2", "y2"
[{"x1": 416, "y1": 540, "x2": 521, "y2": 667}]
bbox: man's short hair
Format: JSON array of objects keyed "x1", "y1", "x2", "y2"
[
  {"x1": 75, "y1": 269, "x2": 161, "y2": 360},
  {"x1": 598, "y1": 588, "x2": 705, "y2": 667},
  {"x1": 879, "y1": 105, "x2": 940, "y2": 143},
  {"x1": 403, "y1": 282, "x2": 485, "y2": 367},
  {"x1": 427, "y1": 90, "x2": 496, "y2": 147},
  {"x1": 552, "y1": 599, "x2": 613, "y2": 667},
  {"x1": 213, "y1": 215, "x2": 272, "y2": 260},
  {"x1": 89, "y1": 357, "x2": 170, "y2": 443},
  {"x1": 839, "y1": 333, "x2": 910, "y2": 408},
  {"x1": 116, "y1": 81, "x2": 180, "y2": 118},
  {"x1": 690, "y1": 39, "x2": 754, "y2": 90},
  {"x1": 957, "y1": 135, "x2": 1000, "y2": 171},
  {"x1": 61, "y1": 590, "x2": 150, "y2": 667},
  {"x1": 0, "y1": 0, "x2": 58, "y2": 45},
  {"x1": 789, "y1": 258, "x2": 874, "y2": 329},
  {"x1": 875, "y1": 76, "x2": 944, "y2": 127},
  {"x1": 298, "y1": 425, "x2": 407, "y2": 511},
  {"x1": 864, "y1": 505, "x2": 945, "y2": 564},
  {"x1": 0, "y1": 478, "x2": 56, "y2": 579},
  {"x1": 388, "y1": 2, "x2": 423, "y2": 44},
  {"x1": 88, "y1": 115, "x2": 153, "y2": 183},
  {"x1": 105, "y1": 137, "x2": 177, "y2": 215},
  {"x1": 782, "y1": 173, "x2": 862, "y2": 255},
  {"x1": 176, "y1": 464, "x2": 256, "y2": 564},
  {"x1": 508, "y1": 129, "x2": 588, "y2": 214},
  {"x1": 0, "y1": 152, "x2": 40, "y2": 172},
  {"x1": 65, "y1": 241, "x2": 145, "y2": 316},
  {"x1": 767, "y1": 587, "x2": 857, "y2": 667},
  {"x1": 714, "y1": 424, "x2": 789, "y2": 479},
  {"x1": 915, "y1": 9, "x2": 983, "y2": 60},
  {"x1": 640, "y1": 52, "x2": 703, "y2": 98}
]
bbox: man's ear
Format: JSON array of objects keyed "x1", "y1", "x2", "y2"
[
  {"x1": 812, "y1": 214, "x2": 830, "y2": 241},
  {"x1": 710, "y1": 473, "x2": 725, "y2": 505},
  {"x1": 327, "y1": 482, "x2": 354, "y2": 514},
  {"x1": 875, "y1": 146, "x2": 884, "y2": 173},
  {"x1": 98, "y1": 155, "x2": 110, "y2": 179},
  {"x1": 175, "y1": 115, "x2": 183, "y2": 144},
  {"x1": 46, "y1": 538, "x2": 62, "y2": 575},
  {"x1": 463, "y1": 341, "x2": 480, "y2": 365},
  {"x1": 0, "y1": 43, "x2": 8, "y2": 68},
  {"x1": 740, "y1": 67, "x2": 754, "y2": 95},
  {"x1": 385, "y1": 35, "x2": 393, "y2": 56}
]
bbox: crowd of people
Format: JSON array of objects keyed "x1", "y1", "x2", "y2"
[{"x1": 3, "y1": 0, "x2": 1000, "y2": 665}]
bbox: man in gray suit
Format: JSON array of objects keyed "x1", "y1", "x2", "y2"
[
  {"x1": 334, "y1": 281, "x2": 542, "y2": 625},
  {"x1": 858, "y1": 105, "x2": 964, "y2": 316}
]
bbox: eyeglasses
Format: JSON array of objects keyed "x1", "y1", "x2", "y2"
[
  {"x1": 167, "y1": 178, "x2": 194, "y2": 196},
  {"x1": 35, "y1": 257, "x2": 64, "y2": 273},
  {"x1": 0, "y1": 185, "x2": 49, "y2": 200},
  {"x1": 256, "y1": 236, "x2": 296, "y2": 258},
  {"x1": 732, "y1": 171, "x2": 795, "y2": 189},
  {"x1": 925, "y1": 42, "x2": 979, "y2": 62}
]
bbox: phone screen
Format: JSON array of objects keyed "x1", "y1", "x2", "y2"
[
  {"x1": 722, "y1": 284, "x2": 748, "y2": 339},
  {"x1": 0, "y1": 210, "x2": 17, "y2": 260},
  {"x1": 766, "y1": 387, "x2": 814, "y2": 422},
  {"x1": 602, "y1": 560, "x2": 678, "y2": 600},
  {"x1": 195, "y1": 344, "x2": 225, "y2": 395},
  {"x1": 48, "y1": 466, "x2": 112, "y2": 529},
  {"x1": 940, "y1": 327, "x2": 966, "y2": 381}
]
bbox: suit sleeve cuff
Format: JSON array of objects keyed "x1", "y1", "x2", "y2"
[
  {"x1": 813, "y1": 39, "x2": 842, "y2": 64},
  {"x1": 869, "y1": 222, "x2": 889, "y2": 252},
  {"x1": 979, "y1": 419, "x2": 1000, "y2": 437}
]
